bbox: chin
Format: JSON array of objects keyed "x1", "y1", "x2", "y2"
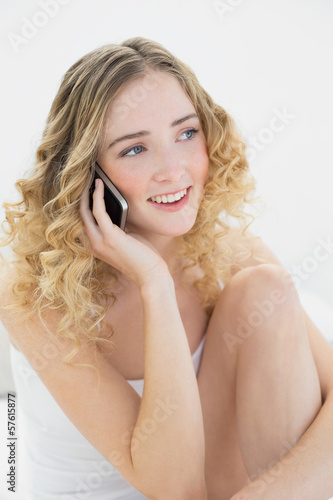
[
  {"x1": 159, "y1": 215, "x2": 198, "y2": 237},
  {"x1": 160, "y1": 218, "x2": 197, "y2": 237},
  {"x1": 127, "y1": 211, "x2": 198, "y2": 239}
]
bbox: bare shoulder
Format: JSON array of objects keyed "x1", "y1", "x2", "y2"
[{"x1": 222, "y1": 227, "x2": 282, "y2": 274}]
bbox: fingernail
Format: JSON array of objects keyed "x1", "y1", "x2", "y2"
[{"x1": 95, "y1": 179, "x2": 99, "y2": 188}]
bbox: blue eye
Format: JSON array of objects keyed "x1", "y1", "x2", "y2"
[
  {"x1": 121, "y1": 145, "x2": 144, "y2": 157},
  {"x1": 178, "y1": 128, "x2": 199, "y2": 141}
]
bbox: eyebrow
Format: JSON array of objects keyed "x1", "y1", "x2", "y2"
[
  {"x1": 108, "y1": 113, "x2": 199, "y2": 149},
  {"x1": 171, "y1": 113, "x2": 198, "y2": 127}
]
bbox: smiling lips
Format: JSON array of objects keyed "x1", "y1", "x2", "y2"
[
  {"x1": 147, "y1": 186, "x2": 191, "y2": 212},
  {"x1": 149, "y1": 188, "x2": 188, "y2": 204}
]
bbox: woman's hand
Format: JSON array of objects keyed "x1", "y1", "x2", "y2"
[{"x1": 80, "y1": 179, "x2": 169, "y2": 288}]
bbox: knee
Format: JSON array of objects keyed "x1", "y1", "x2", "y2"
[
  {"x1": 225, "y1": 263, "x2": 299, "y2": 316},
  {"x1": 219, "y1": 264, "x2": 304, "y2": 348}
]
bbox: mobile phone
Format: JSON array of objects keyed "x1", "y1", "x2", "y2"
[{"x1": 89, "y1": 162, "x2": 128, "y2": 230}]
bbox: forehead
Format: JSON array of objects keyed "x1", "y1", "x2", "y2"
[{"x1": 104, "y1": 71, "x2": 195, "y2": 132}]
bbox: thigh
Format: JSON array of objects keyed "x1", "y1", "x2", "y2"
[{"x1": 232, "y1": 264, "x2": 322, "y2": 475}]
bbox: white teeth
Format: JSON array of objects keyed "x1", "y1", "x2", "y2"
[{"x1": 150, "y1": 188, "x2": 187, "y2": 204}]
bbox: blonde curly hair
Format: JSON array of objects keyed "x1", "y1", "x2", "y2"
[{"x1": 0, "y1": 37, "x2": 256, "y2": 358}]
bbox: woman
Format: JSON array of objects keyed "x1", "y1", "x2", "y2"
[{"x1": 0, "y1": 37, "x2": 332, "y2": 500}]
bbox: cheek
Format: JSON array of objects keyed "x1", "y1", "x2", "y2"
[
  {"x1": 195, "y1": 148, "x2": 210, "y2": 184},
  {"x1": 111, "y1": 170, "x2": 146, "y2": 203}
]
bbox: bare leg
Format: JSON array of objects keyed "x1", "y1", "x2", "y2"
[
  {"x1": 198, "y1": 264, "x2": 321, "y2": 499},
  {"x1": 232, "y1": 264, "x2": 321, "y2": 475}
]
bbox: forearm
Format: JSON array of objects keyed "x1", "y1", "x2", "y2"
[
  {"x1": 232, "y1": 392, "x2": 333, "y2": 500},
  {"x1": 131, "y1": 271, "x2": 206, "y2": 497}
]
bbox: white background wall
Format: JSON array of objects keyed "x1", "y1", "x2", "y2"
[{"x1": 0, "y1": 2, "x2": 333, "y2": 498}]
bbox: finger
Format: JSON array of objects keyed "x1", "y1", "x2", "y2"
[
  {"x1": 91, "y1": 179, "x2": 106, "y2": 217},
  {"x1": 79, "y1": 181, "x2": 102, "y2": 246},
  {"x1": 92, "y1": 179, "x2": 120, "y2": 236},
  {"x1": 79, "y1": 181, "x2": 95, "y2": 224}
]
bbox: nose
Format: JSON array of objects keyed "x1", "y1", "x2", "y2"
[{"x1": 151, "y1": 147, "x2": 186, "y2": 183}]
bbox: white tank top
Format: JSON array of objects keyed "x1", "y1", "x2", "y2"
[{"x1": 10, "y1": 335, "x2": 206, "y2": 499}]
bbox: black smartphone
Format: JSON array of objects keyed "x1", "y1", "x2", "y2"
[{"x1": 89, "y1": 162, "x2": 128, "y2": 230}]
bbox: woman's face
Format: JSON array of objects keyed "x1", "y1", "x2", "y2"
[{"x1": 97, "y1": 71, "x2": 209, "y2": 239}]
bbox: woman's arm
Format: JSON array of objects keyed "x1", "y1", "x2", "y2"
[
  {"x1": 132, "y1": 273, "x2": 207, "y2": 498},
  {"x1": 79, "y1": 180, "x2": 207, "y2": 498}
]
